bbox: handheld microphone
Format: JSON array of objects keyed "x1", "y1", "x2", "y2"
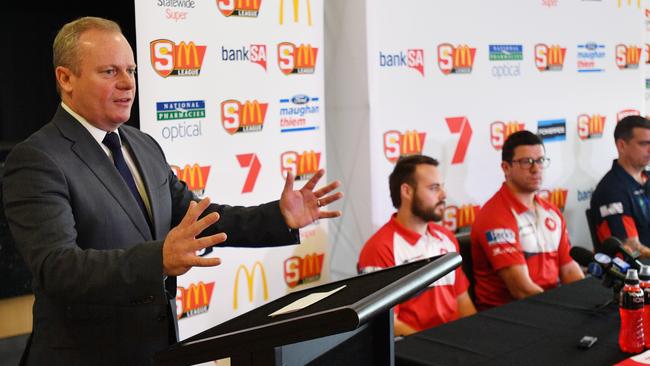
[
  {"x1": 570, "y1": 246, "x2": 625, "y2": 281},
  {"x1": 601, "y1": 236, "x2": 642, "y2": 271}
]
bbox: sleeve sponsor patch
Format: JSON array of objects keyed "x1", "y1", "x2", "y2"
[
  {"x1": 599, "y1": 202, "x2": 623, "y2": 218},
  {"x1": 486, "y1": 228, "x2": 516, "y2": 245}
]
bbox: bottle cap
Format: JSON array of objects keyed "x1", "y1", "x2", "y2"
[
  {"x1": 640, "y1": 265, "x2": 650, "y2": 281},
  {"x1": 625, "y1": 269, "x2": 640, "y2": 285}
]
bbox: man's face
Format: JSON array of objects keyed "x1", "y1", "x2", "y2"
[
  {"x1": 503, "y1": 144, "x2": 546, "y2": 194},
  {"x1": 619, "y1": 127, "x2": 650, "y2": 169},
  {"x1": 409, "y1": 164, "x2": 446, "y2": 222},
  {"x1": 58, "y1": 29, "x2": 136, "y2": 131}
]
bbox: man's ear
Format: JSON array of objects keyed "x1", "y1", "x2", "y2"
[
  {"x1": 400, "y1": 182, "x2": 413, "y2": 202},
  {"x1": 55, "y1": 66, "x2": 74, "y2": 94},
  {"x1": 501, "y1": 161, "x2": 510, "y2": 179}
]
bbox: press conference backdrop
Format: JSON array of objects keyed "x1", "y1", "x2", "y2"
[
  {"x1": 326, "y1": 0, "x2": 650, "y2": 280},
  {"x1": 135, "y1": 0, "x2": 327, "y2": 340}
]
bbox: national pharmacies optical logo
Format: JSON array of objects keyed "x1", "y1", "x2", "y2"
[
  {"x1": 156, "y1": 100, "x2": 205, "y2": 142},
  {"x1": 150, "y1": 39, "x2": 207, "y2": 77},
  {"x1": 280, "y1": 94, "x2": 320, "y2": 133},
  {"x1": 488, "y1": 44, "x2": 523, "y2": 78},
  {"x1": 217, "y1": 0, "x2": 262, "y2": 17},
  {"x1": 378, "y1": 49, "x2": 425, "y2": 76}
]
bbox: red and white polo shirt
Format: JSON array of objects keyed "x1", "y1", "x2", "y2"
[
  {"x1": 471, "y1": 183, "x2": 573, "y2": 310},
  {"x1": 358, "y1": 215, "x2": 469, "y2": 331}
]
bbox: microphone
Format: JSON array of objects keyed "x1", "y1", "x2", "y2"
[
  {"x1": 601, "y1": 236, "x2": 642, "y2": 271},
  {"x1": 570, "y1": 246, "x2": 625, "y2": 281}
]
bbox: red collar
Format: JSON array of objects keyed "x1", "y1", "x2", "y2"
[
  {"x1": 498, "y1": 183, "x2": 552, "y2": 214},
  {"x1": 388, "y1": 213, "x2": 442, "y2": 245}
]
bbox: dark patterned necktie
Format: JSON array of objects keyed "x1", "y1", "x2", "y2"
[{"x1": 102, "y1": 132, "x2": 151, "y2": 226}]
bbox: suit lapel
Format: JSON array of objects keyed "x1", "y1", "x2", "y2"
[
  {"x1": 53, "y1": 108, "x2": 152, "y2": 241},
  {"x1": 119, "y1": 128, "x2": 161, "y2": 239}
]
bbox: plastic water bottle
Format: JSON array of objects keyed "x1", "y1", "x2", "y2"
[
  {"x1": 620, "y1": 269, "x2": 645, "y2": 353},
  {"x1": 640, "y1": 265, "x2": 650, "y2": 348}
]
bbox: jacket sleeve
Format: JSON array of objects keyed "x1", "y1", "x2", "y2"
[{"x1": 2, "y1": 143, "x2": 165, "y2": 305}]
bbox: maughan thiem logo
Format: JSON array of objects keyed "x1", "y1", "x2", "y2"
[
  {"x1": 577, "y1": 42, "x2": 605, "y2": 73},
  {"x1": 279, "y1": 94, "x2": 320, "y2": 133}
]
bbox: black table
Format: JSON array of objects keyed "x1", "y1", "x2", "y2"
[{"x1": 395, "y1": 277, "x2": 633, "y2": 366}]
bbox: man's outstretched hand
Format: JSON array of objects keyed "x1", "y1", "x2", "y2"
[
  {"x1": 163, "y1": 197, "x2": 227, "y2": 276},
  {"x1": 279, "y1": 169, "x2": 343, "y2": 229}
]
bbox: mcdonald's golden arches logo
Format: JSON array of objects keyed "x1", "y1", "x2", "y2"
[
  {"x1": 217, "y1": 0, "x2": 262, "y2": 17},
  {"x1": 615, "y1": 44, "x2": 642, "y2": 69},
  {"x1": 170, "y1": 164, "x2": 211, "y2": 195},
  {"x1": 437, "y1": 43, "x2": 476, "y2": 75},
  {"x1": 176, "y1": 281, "x2": 215, "y2": 319},
  {"x1": 383, "y1": 130, "x2": 427, "y2": 163},
  {"x1": 279, "y1": 0, "x2": 312, "y2": 26},
  {"x1": 618, "y1": 0, "x2": 641, "y2": 8},
  {"x1": 221, "y1": 99, "x2": 268, "y2": 135},
  {"x1": 534, "y1": 44, "x2": 566, "y2": 71},
  {"x1": 443, "y1": 204, "x2": 481, "y2": 233},
  {"x1": 277, "y1": 42, "x2": 319, "y2": 75},
  {"x1": 281, "y1": 150, "x2": 322, "y2": 180},
  {"x1": 577, "y1": 114, "x2": 606, "y2": 140},
  {"x1": 150, "y1": 39, "x2": 207, "y2": 78},
  {"x1": 284, "y1": 252, "x2": 324, "y2": 288},
  {"x1": 233, "y1": 261, "x2": 269, "y2": 310},
  {"x1": 490, "y1": 121, "x2": 525, "y2": 150},
  {"x1": 538, "y1": 189, "x2": 568, "y2": 211}
]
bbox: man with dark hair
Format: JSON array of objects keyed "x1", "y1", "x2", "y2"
[
  {"x1": 3, "y1": 16, "x2": 342, "y2": 365},
  {"x1": 358, "y1": 155, "x2": 476, "y2": 336},
  {"x1": 471, "y1": 130, "x2": 583, "y2": 310},
  {"x1": 591, "y1": 115, "x2": 650, "y2": 256}
]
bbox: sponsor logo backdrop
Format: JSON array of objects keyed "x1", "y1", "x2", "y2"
[
  {"x1": 135, "y1": 0, "x2": 328, "y2": 340},
  {"x1": 366, "y1": 0, "x2": 645, "y2": 253}
]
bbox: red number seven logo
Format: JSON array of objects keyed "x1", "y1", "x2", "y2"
[
  {"x1": 445, "y1": 116, "x2": 472, "y2": 164},
  {"x1": 236, "y1": 153, "x2": 261, "y2": 193}
]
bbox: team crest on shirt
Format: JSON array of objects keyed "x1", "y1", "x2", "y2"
[{"x1": 545, "y1": 217, "x2": 557, "y2": 231}]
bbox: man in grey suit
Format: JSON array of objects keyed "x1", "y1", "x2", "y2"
[{"x1": 2, "y1": 17, "x2": 342, "y2": 365}]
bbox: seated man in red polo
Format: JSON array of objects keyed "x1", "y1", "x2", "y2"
[
  {"x1": 358, "y1": 155, "x2": 476, "y2": 336},
  {"x1": 471, "y1": 131, "x2": 584, "y2": 310}
]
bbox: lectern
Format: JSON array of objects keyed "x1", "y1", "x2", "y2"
[{"x1": 154, "y1": 253, "x2": 462, "y2": 366}]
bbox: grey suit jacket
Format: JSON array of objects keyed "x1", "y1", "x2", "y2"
[{"x1": 2, "y1": 106, "x2": 299, "y2": 365}]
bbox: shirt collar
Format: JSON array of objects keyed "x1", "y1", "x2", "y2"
[
  {"x1": 498, "y1": 182, "x2": 551, "y2": 214},
  {"x1": 388, "y1": 213, "x2": 442, "y2": 245},
  {"x1": 61, "y1": 102, "x2": 121, "y2": 146},
  {"x1": 612, "y1": 159, "x2": 649, "y2": 189}
]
